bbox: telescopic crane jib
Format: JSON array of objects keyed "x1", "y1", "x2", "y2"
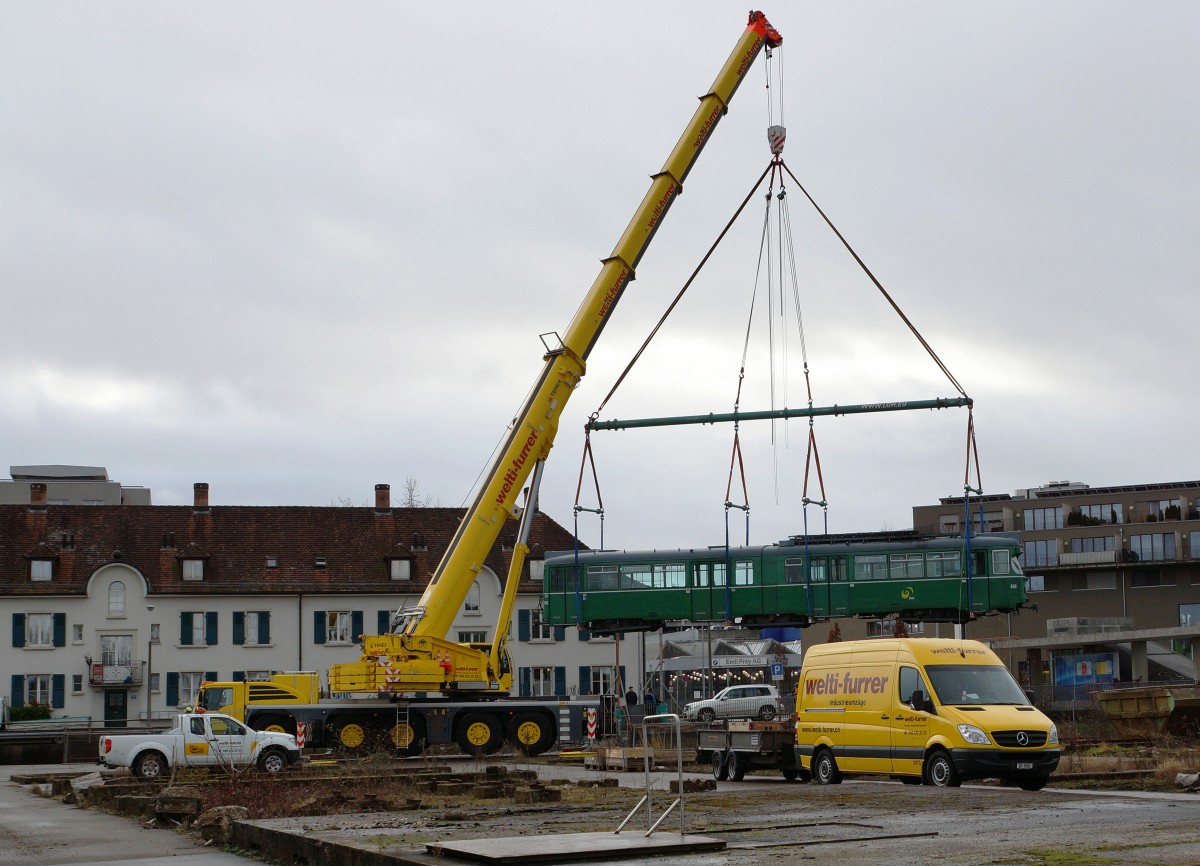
[{"x1": 328, "y1": 12, "x2": 783, "y2": 699}]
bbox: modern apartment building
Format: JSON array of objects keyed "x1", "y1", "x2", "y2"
[{"x1": 1, "y1": 479, "x2": 628, "y2": 727}]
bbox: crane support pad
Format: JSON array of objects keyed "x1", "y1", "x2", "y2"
[{"x1": 428, "y1": 831, "x2": 725, "y2": 863}]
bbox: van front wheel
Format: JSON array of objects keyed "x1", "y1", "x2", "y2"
[
  {"x1": 924, "y1": 750, "x2": 961, "y2": 788},
  {"x1": 814, "y1": 749, "x2": 842, "y2": 785}
]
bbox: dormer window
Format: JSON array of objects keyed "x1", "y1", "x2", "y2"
[
  {"x1": 389, "y1": 558, "x2": 412, "y2": 581},
  {"x1": 264, "y1": 556, "x2": 278, "y2": 568},
  {"x1": 30, "y1": 559, "x2": 54, "y2": 582},
  {"x1": 182, "y1": 559, "x2": 205, "y2": 581},
  {"x1": 314, "y1": 556, "x2": 328, "y2": 568}
]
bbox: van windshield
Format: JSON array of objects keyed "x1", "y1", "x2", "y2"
[{"x1": 925, "y1": 665, "x2": 1029, "y2": 706}]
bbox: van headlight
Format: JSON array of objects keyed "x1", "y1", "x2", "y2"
[
  {"x1": 1048, "y1": 724, "x2": 1058, "y2": 745},
  {"x1": 957, "y1": 724, "x2": 991, "y2": 745}
]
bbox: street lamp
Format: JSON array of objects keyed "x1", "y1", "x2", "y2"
[{"x1": 146, "y1": 605, "x2": 154, "y2": 725}]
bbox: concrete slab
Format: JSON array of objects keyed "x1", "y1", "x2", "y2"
[{"x1": 428, "y1": 831, "x2": 726, "y2": 864}]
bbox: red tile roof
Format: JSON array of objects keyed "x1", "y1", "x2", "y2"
[{"x1": 0, "y1": 504, "x2": 582, "y2": 597}]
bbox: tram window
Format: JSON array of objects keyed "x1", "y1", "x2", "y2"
[
  {"x1": 653, "y1": 563, "x2": 686, "y2": 588},
  {"x1": 855, "y1": 555, "x2": 887, "y2": 581},
  {"x1": 926, "y1": 551, "x2": 962, "y2": 578},
  {"x1": 991, "y1": 549, "x2": 1012, "y2": 575},
  {"x1": 972, "y1": 550, "x2": 988, "y2": 577},
  {"x1": 784, "y1": 558, "x2": 805, "y2": 584},
  {"x1": 830, "y1": 557, "x2": 847, "y2": 581},
  {"x1": 695, "y1": 562, "x2": 727, "y2": 587},
  {"x1": 619, "y1": 564, "x2": 652, "y2": 589},
  {"x1": 734, "y1": 561, "x2": 753, "y2": 585},
  {"x1": 890, "y1": 553, "x2": 924, "y2": 580},
  {"x1": 588, "y1": 565, "x2": 619, "y2": 591}
]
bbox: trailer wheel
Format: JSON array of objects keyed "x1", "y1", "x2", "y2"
[
  {"x1": 507, "y1": 712, "x2": 555, "y2": 756},
  {"x1": 923, "y1": 749, "x2": 961, "y2": 788},
  {"x1": 711, "y1": 751, "x2": 729, "y2": 781},
  {"x1": 727, "y1": 751, "x2": 747, "y2": 782},
  {"x1": 132, "y1": 750, "x2": 168, "y2": 779},
  {"x1": 389, "y1": 717, "x2": 426, "y2": 757},
  {"x1": 456, "y1": 713, "x2": 503, "y2": 755},
  {"x1": 814, "y1": 749, "x2": 842, "y2": 785}
]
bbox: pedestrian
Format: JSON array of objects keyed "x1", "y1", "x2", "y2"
[
  {"x1": 643, "y1": 689, "x2": 657, "y2": 712},
  {"x1": 625, "y1": 686, "x2": 638, "y2": 708}
]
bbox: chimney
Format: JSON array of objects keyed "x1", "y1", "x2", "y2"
[
  {"x1": 193, "y1": 482, "x2": 210, "y2": 512},
  {"x1": 29, "y1": 483, "x2": 47, "y2": 510},
  {"x1": 375, "y1": 483, "x2": 391, "y2": 513}
]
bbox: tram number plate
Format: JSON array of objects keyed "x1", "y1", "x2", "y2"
[{"x1": 1016, "y1": 762, "x2": 1034, "y2": 770}]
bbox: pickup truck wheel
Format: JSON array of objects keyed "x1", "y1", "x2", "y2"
[
  {"x1": 757, "y1": 705, "x2": 777, "y2": 721},
  {"x1": 507, "y1": 712, "x2": 555, "y2": 756},
  {"x1": 133, "y1": 750, "x2": 168, "y2": 779},
  {"x1": 814, "y1": 749, "x2": 843, "y2": 785},
  {"x1": 727, "y1": 750, "x2": 747, "y2": 782},
  {"x1": 258, "y1": 748, "x2": 288, "y2": 774},
  {"x1": 697, "y1": 708, "x2": 716, "y2": 723},
  {"x1": 455, "y1": 713, "x2": 502, "y2": 756},
  {"x1": 711, "y1": 751, "x2": 729, "y2": 781}
]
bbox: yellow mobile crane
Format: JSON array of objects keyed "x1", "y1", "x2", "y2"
[{"x1": 202, "y1": 12, "x2": 782, "y2": 757}]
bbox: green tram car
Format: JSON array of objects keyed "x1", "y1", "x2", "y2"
[{"x1": 541, "y1": 531, "x2": 1028, "y2": 634}]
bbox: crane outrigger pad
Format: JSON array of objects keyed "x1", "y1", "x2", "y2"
[{"x1": 428, "y1": 831, "x2": 725, "y2": 864}]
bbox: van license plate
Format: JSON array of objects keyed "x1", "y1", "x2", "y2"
[{"x1": 1016, "y1": 762, "x2": 1033, "y2": 770}]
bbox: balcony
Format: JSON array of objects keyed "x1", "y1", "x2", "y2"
[
  {"x1": 1058, "y1": 551, "x2": 1117, "y2": 567},
  {"x1": 88, "y1": 661, "x2": 146, "y2": 687}
]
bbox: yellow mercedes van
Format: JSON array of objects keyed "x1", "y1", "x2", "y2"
[{"x1": 795, "y1": 638, "x2": 1059, "y2": 790}]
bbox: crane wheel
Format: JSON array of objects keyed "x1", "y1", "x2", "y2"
[
  {"x1": 507, "y1": 712, "x2": 555, "y2": 756},
  {"x1": 336, "y1": 722, "x2": 367, "y2": 751},
  {"x1": 389, "y1": 718, "x2": 426, "y2": 757},
  {"x1": 456, "y1": 713, "x2": 503, "y2": 755}
]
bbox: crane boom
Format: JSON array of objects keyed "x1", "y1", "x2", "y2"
[{"x1": 329, "y1": 12, "x2": 782, "y2": 698}]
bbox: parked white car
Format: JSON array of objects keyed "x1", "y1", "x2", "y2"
[
  {"x1": 98, "y1": 712, "x2": 301, "y2": 778},
  {"x1": 683, "y1": 685, "x2": 785, "y2": 722}
]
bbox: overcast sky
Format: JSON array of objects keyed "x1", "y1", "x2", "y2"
[{"x1": 3, "y1": 2, "x2": 1197, "y2": 551}]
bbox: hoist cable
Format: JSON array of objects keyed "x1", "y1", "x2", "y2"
[{"x1": 779, "y1": 161, "x2": 969, "y2": 400}]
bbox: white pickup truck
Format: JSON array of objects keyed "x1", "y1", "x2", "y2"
[{"x1": 98, "y1": 712, "x2": 302, "y2": 778}]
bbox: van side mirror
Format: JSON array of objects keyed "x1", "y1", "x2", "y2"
[
  {"x1": 911, "y1": 690, "x2": 932, "y2": 714},
  {"x1": 1024, "y1": 689, "x2": 1036, "y2": 706}
]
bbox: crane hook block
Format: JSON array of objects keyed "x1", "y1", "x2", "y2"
[{"x1": 768, "y1": 125, "x2": 786, "y2": 155}]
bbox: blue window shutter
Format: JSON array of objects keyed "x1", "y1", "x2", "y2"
[
  {"x1": 51, "y1": 674, "x2": 65, "y2": 709},
  {"x1": 12, "y1": 613, "x2": 25, "y2": 648},
  {"x1": 377, "y1": 610, "x2": 389, "y2": 634},
  {"x1": 578, "y1": 666, "x2": 591, "y2": 695},
  {"x1": 518, "y1": 667, "x2": 530, "y2": 697},
  {"x1": 579, "y1": 627, "x2": 590, "y2": 642},
  {"x1": 180, "y1": 612, "x2": 193, "y2": 646},
  {"x1": 53, "y1": 613, "x2": 66, "y2": 647},
  {"x1": 518, "y1": 609, "x2": 530, "y2": 642},
  {"x1": 259, "y1": 612, "x2": 270, "y2": 644},
  {"x1": 232, "y1": 612, "x2": 245, "y2": 646},
  {"x1": 351, "y1": 611, "x2": 364, "y2": 641},
  {"x1": 10, "y1": 674, "x2": 24, "y2": 707},
  {"x1": 205, "y1": 612, "x2": 218, "y2": 646},
  {"x1": 205, "y1": 671, "x2": 218, "y2": 683},
  {"x1": 554, "y1": 667, "x2": 566, "y2": 697},
  {"x1": 554, "y1": 626, "x2": 565, "y2": 642},
  {"x1": 166, "y1": 672, "x2": 179, "y2": 707},
  {"x1": 313, "y1": 611, "x2": 326, "y2": 644},
  {"x1": 232, "y1": 671, "x2": 246, "y2": 682}
]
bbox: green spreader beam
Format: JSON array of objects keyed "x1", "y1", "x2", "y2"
[{"x1": 585, "y1": 396, "x2": 972, "y2": 432}]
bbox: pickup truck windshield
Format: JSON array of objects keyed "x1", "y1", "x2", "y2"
[
  {"x1": 199, "y1": 686, "x2": 233, "y2": 712},
  {"x1": 926, "y1": 664, "x2": 1029, "y2": 706}
]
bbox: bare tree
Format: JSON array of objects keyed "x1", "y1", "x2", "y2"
[{"x1": 400, "y1": 476, "x2": 432, "y2": 508}]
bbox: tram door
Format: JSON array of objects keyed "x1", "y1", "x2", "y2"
[{"x1": 690, "y1": 561, "x2": 726, "y2": 623}]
